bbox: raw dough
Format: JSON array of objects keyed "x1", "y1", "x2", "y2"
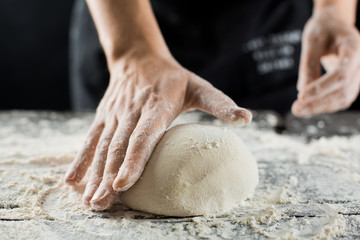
[{"x1": 120, "y1": 124, "x2": 259, "y2": 216}]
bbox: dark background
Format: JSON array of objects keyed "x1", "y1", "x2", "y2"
[
  {"x1": 1, "y1": 1, "x2": 360, "y2": 111},
  {"x1": 0, "y1": 0, "x2": 74, "y2": 110}
]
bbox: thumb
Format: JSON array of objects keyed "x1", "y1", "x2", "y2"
[{"x1": 188, "y1": 74, "x2": 252, "y2": 126}]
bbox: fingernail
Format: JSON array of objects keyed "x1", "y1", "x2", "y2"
[
  {"x1": 114, "y1": 179, "x2": 133, "y2": 192},
  {"x1": 82, "y1": 185, "x2": 97, "y2": 206},
  {"x1": 90, "y1": 189, "x2": 115, "y2": 211},
  {"x1": 116, "y1": 184, "x2": 131, "y2": 192},
  {"x1": 91, "y1": 203, "x2": 107, "y2": 211},
  {"x1": 84, "y1": 185, "x2": 97, "y2": 198},
  {"x1": 91, "y1": 189, "x2": 110, "y2": 202},
  {"x1": 232, "y1": 117, "x2": 245, "y2": 126},
  {"x1": 228, "y1": 108, "x2": 251, "y2": 126},
  {"x1": 247, "y1": 110, "x2": 253, "y2": 123},
  {"x1": 65, "y1": 171, "x2": 76, "y2": 181}
]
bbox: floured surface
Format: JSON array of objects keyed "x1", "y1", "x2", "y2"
[{"x1": 0, "y1": 111, "x2": 359, "y2": 240}]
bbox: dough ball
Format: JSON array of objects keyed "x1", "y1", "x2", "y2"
[{"x1": 120, "y1": 124, "x2": 259, "y2": 216}]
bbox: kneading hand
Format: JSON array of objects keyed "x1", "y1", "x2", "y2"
[
  {"x1": 292, "y1": 2, "x2": 360, "y2": 117},
  {"x1": 64, "y1": 53, "x2": 252, "y2": 210}
]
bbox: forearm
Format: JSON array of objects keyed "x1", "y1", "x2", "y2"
[
  {"x1": 313, "y1": 0, "x2": 357, "y2": 24},
  {"x1": 86, "y1": 0, "x2": 171, "y2": 67}
]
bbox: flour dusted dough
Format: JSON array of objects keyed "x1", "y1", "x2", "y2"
[{"x1": 120, "y1": 124, "x2": 259, "y2": 216}]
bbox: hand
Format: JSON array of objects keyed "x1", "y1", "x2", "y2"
[
  {"x1": 292, "y1": 6, "x2": 360, "y2": 117},
  {"x1": 64, "y1": 53, "x2": 252, "y2": 210}
]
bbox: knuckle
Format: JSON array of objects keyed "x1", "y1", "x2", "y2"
[
  {"x1": 96, "y1": 99, "x2": 105, "y2": 112},
  {"x1": 125, "y1": 111, "x2": 140, "y2": 124},
  {"x1": 303, "y1": 23, "x2": 325, "y2": 44},
  {"x1": 129, "y1": 130, "x2": 145, "y2": 143},
  {"x1": 87, "y1": 172, "x2": 102, "y2": 184},
  {"x1": 95, "y1": 106, "x2": 104, "y2": 116},
  {"x1": 147, "y1": 93, "x2": 160, "y2": 108},
  {"x1": 303, "y1": 20, "x2": 313, "y2": 33},
  {"x1": 102, "y1": 173, "x2": 117, "y2": 184},
  {"x1": 83, "y1": 141, "x2": 95, "y2": 152},
  {"x1": 138, "y1": 86, "x2": 153, "y2": 100},
  {"x1": 108, "y1": 139, "x2": 126, "y2": 156},
  {"x1": 91, "y1": 120, "x2": 104, "y2": 134},
  {"x1": 105, "y1": 100, "x2": 115, "y2": 113},
  {"x1": 126, "y1": 101, "x2": 135, "y2": 112},
  {"x1": 124, "y1": 158, "x2": 143, "y2": 173},
  {"x1": 108, "y1": 141, "x2": 119, "y2": 153},
  {"x1": 306, "y1": 31, "x2": 321, "y2": 43},
  {"x1": 96, "y1": 138, "x2": 111, "y2": 152},
  {"x1": 332, "y1": 71, "x2": 346, "y2": 86}
]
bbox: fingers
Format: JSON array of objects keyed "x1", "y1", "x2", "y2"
[
  {"x1": 337, "y1": 36, "x2": 360, "y2": 71},
  {"x1": 294, "y1": 30, "x2": 360, "y2": 117},
  {"x1": 293, "y1": 67, "x2": 360, "y2": 117},
  {"x1": 78, "y1": 86, "x2": 154, "y2": 210},
  {"x1": 321, "y1": 54, "x2": 339, "y2": 72},
  {"x1": 89, "y1": 117, "x2": 139, "y2": 210},
  {"x1": 297, "y1": 70, "x2": 344, "y2": 102},
  {"x1": 292, "y1": 89, "x2": 351, "y2": 117},
  {"x1": 81, "y1": 120, "x2": 117, "y2": 206},
  {"x1": 64, "y1": 121, "x2": 104, "y2": 185},
  {"x1": 113, "y1": 101, "x2": 170, "y2": 192},
  {"x1": 297, "y1": 28, "x2": 327, "y2": 91},
  {"x1": 188, "y1": 75, "x2": 252, "y2": 126}
]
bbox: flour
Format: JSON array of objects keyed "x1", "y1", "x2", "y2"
[{"x1": 0, "y1": 111, "x2": 359, "y2": 239}]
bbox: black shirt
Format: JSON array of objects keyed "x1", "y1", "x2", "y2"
[
  {"x1": 151, "y1": 0, "x2": 313, "y2": 113},
  {"x1": 71, "y1": 0, "x2": 360, "y2": 113}
]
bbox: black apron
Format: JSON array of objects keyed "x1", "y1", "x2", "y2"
[{"x1": 69, "y1": 0, "x2": 313, "y2": 113}]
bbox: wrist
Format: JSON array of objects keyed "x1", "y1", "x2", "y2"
[
  {"x1": 107, "y1": 44, "x2": 176, "y2": 77},
  {"x1": 313, "y1": 0, "x2": 357, "y2": 24},
  {"x1": 105, "y1": 41, "x2": 172, "y2": 71}
]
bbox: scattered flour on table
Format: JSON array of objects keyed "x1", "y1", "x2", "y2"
[{"x1": 0, "y1": 111, "x2": 359, "y2": 239}]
